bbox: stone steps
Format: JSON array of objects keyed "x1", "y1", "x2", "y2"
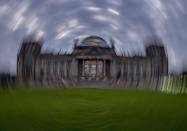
[{"x1": 75, "y1": 80, "x2": 112, "y2": 88}]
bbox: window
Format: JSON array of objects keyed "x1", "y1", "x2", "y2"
[
  {"x1": 47, "y1": 61, "x2": 50, "y2": 76},
  {"x1": 40, "y1": 69, "x2": 44, "y2": 78},
  {"x1": 60, "y1": 61, "x2": 64, "y2": 77},
  {"x1": 123, "y1": 63, "x2": 128, "y2": 80},
  {"x1": 130, "y1": 62, "x2": 134, "y2": 81},
  {"x1": 136, "y1": 62, "x2": 140, "y2": 80},
  {"x1": 143, "y1": 71, "x2": 146, "y2": 79},
  {"x1": 54, "y1": 61, "x2": 58, "y2": 76},
  {"x1": 67, "y1": 60, "x2": 72, "y2": 78},
  {"x1": 154, "y1": 57, "x2": 159, "y2": 76}
]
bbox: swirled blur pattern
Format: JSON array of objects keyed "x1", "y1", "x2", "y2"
[{"x1": 0, "y1": 0, "x2": 187, "y2": 76}]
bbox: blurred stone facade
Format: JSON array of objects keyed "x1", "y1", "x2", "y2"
[{"x1": 17, "y1": 36, "x2": 168, "y2": 87}]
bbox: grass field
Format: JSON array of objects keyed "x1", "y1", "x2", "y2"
[{"x1": 0, "y1": 87, "x2": 187, "y2": 131}]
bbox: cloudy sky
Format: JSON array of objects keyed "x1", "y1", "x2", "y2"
[{"x1": 0, "y1": 0, "x2": 187, "y2": 74}]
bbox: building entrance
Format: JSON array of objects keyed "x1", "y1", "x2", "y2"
[
  {"x1": 78, "y1": 59, "x2": 104, "y2": 80},
  {"x1": 84, "y1": 60, "x2": 97, "y2": 79}
]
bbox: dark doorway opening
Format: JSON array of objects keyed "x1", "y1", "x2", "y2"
[{"x1": 78, "y1": 59, "x2": 83, "y2": 78}]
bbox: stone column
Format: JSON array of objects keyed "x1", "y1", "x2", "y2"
[
  {"x1": 104, "y1": 60, "x2": 106, "y2": 78},
  {"x1": 82, "y1": 59, "x2": 85, "y2": 79},
  {"x1": 96, "y1": 59, "x2": 98, "y2": 80}
]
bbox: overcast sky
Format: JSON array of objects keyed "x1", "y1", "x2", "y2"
[{"x1": 0, "y1": 0, "x2": 187, "y2": 74}]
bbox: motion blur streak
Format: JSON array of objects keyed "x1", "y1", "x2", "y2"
[{"x1": 0, "y1": 0, "x2": 186, "y2": 93}]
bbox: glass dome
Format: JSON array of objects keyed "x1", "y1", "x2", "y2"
[{"x1": 79, "y1": 36, "x2": 109, "y2": 48}]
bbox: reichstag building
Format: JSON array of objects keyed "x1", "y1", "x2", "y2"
[{"x1": 17, "y1": 35, "x2": 168, "y2": 87}]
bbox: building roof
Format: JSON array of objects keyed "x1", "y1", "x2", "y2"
[{"x1": 78, "y1": 36, "x2": 110, "y2": 48}]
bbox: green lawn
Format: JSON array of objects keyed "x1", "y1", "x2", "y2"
[{"x1": 0, "y1": 87, "x2": 187, "y2": 131}]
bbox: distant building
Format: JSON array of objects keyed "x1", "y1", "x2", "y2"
[{"x1": 17, "y1": 35, "x2": 168, "y2": 87}]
